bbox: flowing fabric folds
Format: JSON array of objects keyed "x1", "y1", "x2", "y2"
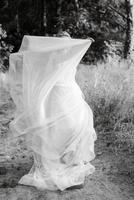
[{"x1": 9, "y1": 36, "x2": 96, "y2": 191}]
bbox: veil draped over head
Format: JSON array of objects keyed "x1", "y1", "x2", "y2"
[{"x1": 9, "y1": 36, "x2": 93, "y2": 159}]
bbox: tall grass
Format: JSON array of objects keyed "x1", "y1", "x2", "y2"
[{"x1": 77, "y1": 58, "x2": 134, "y2": 151}]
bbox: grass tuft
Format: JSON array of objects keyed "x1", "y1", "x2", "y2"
[{"x1": 77, "y1": 58, "x2": 134, "y2": 152}]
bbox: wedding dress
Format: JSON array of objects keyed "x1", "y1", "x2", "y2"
[{"x1": 9, "y1": 36, "x2": 96, "y2": 191}]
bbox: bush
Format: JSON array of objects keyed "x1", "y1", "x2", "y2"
[{"x1": 0, "y1": 24, "x2": 14, "y2": 72}]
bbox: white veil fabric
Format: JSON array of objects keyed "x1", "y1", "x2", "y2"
[{"x1": 9, "y1": 36, "x2": 96, "y2": 191}]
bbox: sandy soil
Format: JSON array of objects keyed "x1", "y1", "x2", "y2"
[{"x1": 0, "y1": 65, "x2": 134, "y2": 200}]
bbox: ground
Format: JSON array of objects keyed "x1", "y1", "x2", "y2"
[{"x1": 0, "y1": 65, "x2": 134, "y2": 200}]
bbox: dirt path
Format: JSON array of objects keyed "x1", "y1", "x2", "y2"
[{"x1": 0, "y1": 70, "x2": 134, "y2": 200}]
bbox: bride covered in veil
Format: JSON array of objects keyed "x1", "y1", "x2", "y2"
[{"x1": 9, "y1": 34, "x2": 96, "y2": 191}]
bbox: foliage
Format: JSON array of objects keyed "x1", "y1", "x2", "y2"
[
  {"x1": 0, "y1": 25, "x2": 14, "y2": 72},
  {"x1": 46, "y1": 0, "x2": 126, "y2": 63},
  {"x1": 0, "y1": 0, "x2": 128, "y2": 70}
]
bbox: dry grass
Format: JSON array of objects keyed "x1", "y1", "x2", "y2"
[{"x1": 77, "y1": 58, "x2": 134, "y2": 152}]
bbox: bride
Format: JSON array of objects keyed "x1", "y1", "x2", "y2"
[{"x1": 9, "y1": 34, "x2": 96, "y2": 191}]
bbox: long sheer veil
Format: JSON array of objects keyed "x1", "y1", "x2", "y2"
[{"x1": 8, "y1": 36, "x2": 93, "y2": 160}]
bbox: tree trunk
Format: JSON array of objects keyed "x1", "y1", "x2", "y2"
[
  {"x1": 18, "y1": 0, "x2": 45, "y2": 35},
  {"x1": 124, "y1": 0, "x2": 134, "y2": 59},
  {"x1": 33, "y1": 0, "x2": 45, "y2": 34},
  {"x1": 45, "y1": 0, "x2": 63, "y2": 35},
  {"x1": 40, "y1": 0, "x2": 45, "y2": 34},
  {"x1": 16, "y1": 7, "x2": 20, "y2": 33}
]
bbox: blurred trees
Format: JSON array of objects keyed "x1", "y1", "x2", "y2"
[
  {"x1": 0, "y1": 0, "x2": 127, "y2": 39},
  {"x1": 0, "y1": 0, "x2": 133, "y2": 70}
]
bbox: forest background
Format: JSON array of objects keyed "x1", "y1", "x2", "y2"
[{"x1": 0, "y1": 0, "x2": 133, "y2": 71}]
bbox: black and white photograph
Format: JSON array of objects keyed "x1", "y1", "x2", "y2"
[{"x1": 0, "y1": 0, "x2": 134, "y2": 199}]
